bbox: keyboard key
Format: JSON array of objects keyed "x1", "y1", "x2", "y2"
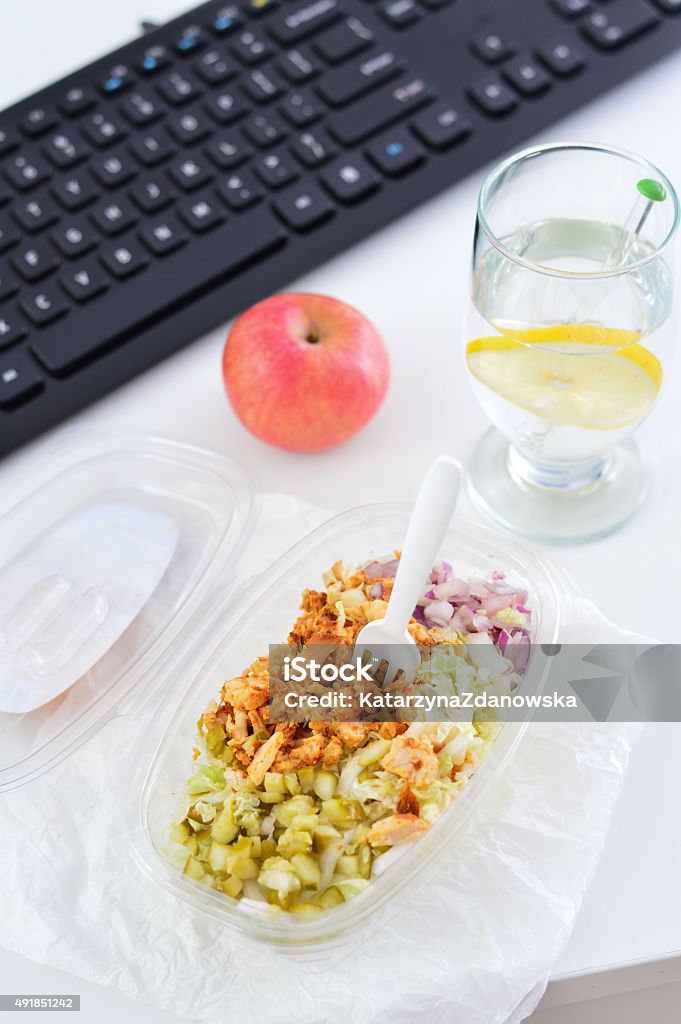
[
  {"x1": 99, "y1": 64, "x2": 134, "y2": 96},
  {"x1": 0, "y1": 311, "x2": 27, "y2": 350},
  {"x1": 51, "y1": 174, "x2": 97, "y2": 211},
  {"x1": 140, "y1": 216, "x2": 188, "y2": 254},
  {"x1": 129, "y1": 129, "x2": 176, "y2": 166},
  {"x1": 322, "y1": 154, "x2": 380, "y2": 203},
  {"x1": 136, "y1": 44, "x2": 171, "y2": 75},
  {"x1": 195, "y1": 49, "x2": 237, "y2": 85},
  {"x1": 471, "y1": 31, "x2": 514, "y2": 63},
  {"x1": 205, "y1": 89, "x2": 250, "y2": 124},
  {"x1": 177, "y1": 194, "x2": 226, "y2": 232},
  {"x1": 91, "y1": 150, "x2": 137, "y2": 188},
  {"x1": 60, "y1": 261, "x2": 109, "y2": 302},
  {"x1": 211, "y1": 6, "x2": 244, "y2": 34},
  {"x1": 328, "y1": 76, "x2": 435, "y2": 145},
  {"x1": 130, "y1": 176, "x2": 175, "y2": 213},
  {"x1": 503, "y1": 55, "x2": 552, "y2": 95},
  {"x1": 12, "y1": 194, "x2": 60, "y2": 233},
  {"x1": 551, "y1": 0, "x2": 592, "y2": 15},
  {"x1": 168, "y1": 108, "x2": 213, "y2": 144},
  {"x1": 245, "y1": 0, "x2": 280, "y2": 14},
  {"x1": 174, "y1": 25, "x2": 207, "y2": 55},
  {"x1": 120, "y1": 90, "x2": 165, "y2": 126},
  {"x1": 269, "y1": 0, "x2": 341, "y2": 44},
  {"x1": 318, "y1": 50, "x2": 405, "y2": 106},
  {"x1": 538, "y1": 39, "x2": 587, "y2": 75},
  {"x1": 82, "y1": 112, "x2": 127, "y2": 147},
  {"x1": 4, "y1": 153, "x2": 50, "y2": 191},
  {"x1": 58, "y1": 86, "x2": 96, "y2": 117},
  {"x1": 231, "y1": 29, "x2": 273, "y2": 64},
  {"x1": 243, "y1": 69, "x2": 285, "y2": 103},
  {"x1": 0, "y1": 217, "x2": 19, "y2": 252},
  {"x1": 468, "y1": 76, "x2": 519, "y2": 115},
  {"x1": 20, "y1": 286, "x2": 68, "y2": 325},
  {"x1": 254, "y1": 151, "x2": 299, "y2": 188},
  {"x1": 91, "y1": 197, "x2": 138, "y2": 235},
  {"x1": 11, "y1": 242, "x2": 58, "y2": 281},
  {"x1": 205, "y1": 134, "x2": 251, "y2": 169},
  {"x1": 43, "y1": 131, "x2": 88, "y2": 169},
  {"x1": 0, "y1": 181, "x2": 10, "y2": 206},
  {"x1": 20, "y1": 106, "x2": 58, "y2": 137},
  {"x1": 0, "y1": 353, "x2": 43, "y2": 410},
  {"x1": 0, "y1": 269, "x2": 18, "y2": 301},
  {"x1": 100, "y1": 239, "x2": 149, "y2": 279},
  {"x1": 277, "y1": 47, "x2": 322, "y2": 83},
  {"x1": 273, "y1": 180, "x2": 335, "y2": 230},
  {"x1": 366, "y1": 128, "x2": 425, "y2": 175},
  {"x1": 243, "y1": 111, "x2": 287, "y2": 147},
  {"x1": 314, "y1": 18, "x2": 374, "y2": 63},
  {"x1": 280, "y1": 89, "x2": 325, "y2": 126},
  {"x1": 411, "y1": 103, "x2": 471, "y2": 149},
  {"x1": 379, "y1": 0, "x2": 423, "y2": 28},
  {"x1": 217, "y1": 170, "x2": 263, "y2": 209},
  {"x1": 0, "y1": 128, "x2": 19, "y2": 157},
  {"x1": 157, "y1": 71, "x2": 201, "y2": 105},
  {"x1": 52, "y1": 221, "x2": 99, "y2": 258},
  {"x1": 168, "y1": 155, "x2": 214, "y2": 190},
  {"x1": 289, "y1": 127, "x2": 337, "y2": 166},
  {"x1": 581, "y1": 1, "x2": 660, "y2": 48}
]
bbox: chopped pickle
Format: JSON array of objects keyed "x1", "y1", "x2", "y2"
[
  {"x1": 264, "y1": 772, "x2": 286, "y2": 795},
  {"x1": 312, "y1": 769, "x2": 338, "y2": 801},
  {"x1": 290, "y1": 902, "x2": 322, "y2": 916},
  {"x1": 208, "y1": 842, "x2": 232, "y2": 874},
  {"x1": 357, "y1": 738, "x2": 391, "y2": 767},
  {"x1": 317, "y1": 886, "x2": 344, "y2": 909},
  {"x1": 337, "y1": 854, "x2": 360, "y2": 877},
  {"x1": 290, "y1": 852, "x2": 322, "y2": 887},
  {"x1": 222, "y1": 876, "x2": 243, "y2": 898},
  {"x1": 297, "y1": 766, "x2": 315, "y2": 793},
  {"x1": 277, "y1": 829, "x2": 313, "y2": 858},
  {"x1": 211, "y1": 807, "x2": 239, "y2": 844},
  {"x1": 205, "y1": 725, "x2": 226, "y2": 753},
  {"x1": 170, "y1": 821, "x2": 191, "y2": 844},
  {"x1": 284, "y1": 772, "x2": 302, "y2": 796},
  {"x1": 322, "y1": 798, "x2": 365, "y2": 825},
  {"x1": 183, "y1": 856, "x2": 205, "y2": 881},
  {"x1": 272, "y1": 795, "x2": 315, "y2": 827}
]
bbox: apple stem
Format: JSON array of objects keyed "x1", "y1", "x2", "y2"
[{"x1": 305, "y1": 331, "x2": 320, "y2": 344}]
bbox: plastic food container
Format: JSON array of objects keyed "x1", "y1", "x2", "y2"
[{"x1": 0, "y1": 433, "x2": 575, "y2": 961}]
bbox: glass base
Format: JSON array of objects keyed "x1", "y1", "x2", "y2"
[{"x1": 467, "y1": 429, "x2": 649, "y2": 544}]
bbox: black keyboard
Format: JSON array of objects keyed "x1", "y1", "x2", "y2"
[{"x1": 2, "y1": 0, "x2": 681, "y2": 456}]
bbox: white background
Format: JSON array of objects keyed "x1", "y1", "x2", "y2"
[{"x1": 0, "y1": 1, "x2": 680, "y2": 1021}]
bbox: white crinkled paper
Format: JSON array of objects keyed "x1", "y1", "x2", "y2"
[{"x1": 0, "y1": 494, "x2": 641, "y2": 1024}]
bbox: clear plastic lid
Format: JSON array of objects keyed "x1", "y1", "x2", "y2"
[{"x1": 0, "y1": 435, "x2": 255, "y2": 792}]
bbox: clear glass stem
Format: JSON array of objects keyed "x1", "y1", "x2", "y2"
[{"x1": 507, "y1": 444, "x2": 613, "y2": 493}]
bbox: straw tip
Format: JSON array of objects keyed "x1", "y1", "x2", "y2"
[{"x1": 637, "y1": 178, "x2": 667, "y2": 202}]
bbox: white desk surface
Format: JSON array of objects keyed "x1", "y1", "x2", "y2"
[{"x1": 1, "y1": 2, "x2": 680, "y2": 1020}]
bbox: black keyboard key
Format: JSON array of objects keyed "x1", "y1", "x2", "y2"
[
  {"x1": 280, "y1": 89, "x2": 324, "y2": 126},
  {"x1": 136, "y1": 44, "x2": 171, "y2": 75},
  {"x1": 0, "y1": 128, "x2": 19, "y2": 157},
  {"x1": 178, "y1": 194, "x2": 226, "y2": 232},
  {"x1": 129, "y1": 130, "x2": 176, "y2": 167},
  {"x1": 0, "y1": 353, "x2": 43, "y2": 409},
  {"x1": 174, "y1": 25, "x2": 207, "y2": 55},
  {"x1": 366, "y1": 128, "x2": 425, "y2": 175},
  {"x1": 51, "y1": 174, "x2": 97, "y2": 211},
  {"x1": 140, "y1": 216, "x2": 188, "y2": 254},
  {"x1": 551, "y1": 0, "x2": 592, "y2": 16},
  {"x1": 205, "y1": 89, "x2": 250, "y2": 124},
  {"x1": 205, "y1": 134, "x2": 251, "y2": 169},
  {"x1": 538, "y1": 39, "x2": 587, "y2": 75},
  {"x1": 321, "y1": 155, "x2": 380, "y2": 203},
  {"x1": 0, "y1": 180, "x2": 10, "y2": 206},
  {"x1": 157, "y1": 71, "x2": 201, "y2": 105},
  {"x1": 12, "y1": 194, "x2": 60, "y2": 232},
  {"x1": 4, "y1": 153, "x2": 51, "y2": 191},
  {"x1": 379, "y1": 0, "x2": 423, "y2": 27},
  {"x1": 411, "y1": 103, "x2": 471, "y2": 149},
  {"x1": 277, "y1": 47, "x2": 322, "y2": 83},
  {"x1": 168, "y1": 108, "x2": 213, "y2": 144},
  {"x1": 245, "y1": 0, "x2": 280, "y2": 14},
  {"x1": 471, "y1": 31, "x2": 514, "y2": 63},
  {"x1": 21, "y1": 106, "x2": 58, "y2": 137},
  {"x1": 289, "y1": 128, "x2": 337, "y2": 166},
  {"x1": 231, "y1": 29, "x2": 273, "y2": 64},
  {"x1": 468, "y1": 76, "x2": 519, "y2": 115},
  {"x1": 273, "y1": 180, "x2": 335, "y2": 229},
  {"x1": 20, "y1": 286, "x2": 68, "y2": 325},
  {"x1": 43, "y1": 131, "x2": 88, "y2": 169},
  {"x1": 0, "y1": 269, "x2": 18, "y2": 301},
  {"x1": 100, "y1": 239, "x2": 149, "y2": 279},
  {"x1": 168, "y1": 155, "x2": 214, "y2": 190},
  {"x1": 52, "y1": 221, "x2": 99, "y2": 258},
  {"x1": 581, "y1": 1, "x2": 660, "y2": 48},
  {"x1": 11, "y1": 242, "x2": 58, "y2": 282},
  {"x1": 0, "y1": 217, "x2": 19, "y2": 252},
  {"x1": 82, "y1": 112, "x2": 127, "y2": 147},
  {"x1": 503, "y1": 55, "x2": 552, "y2": 95},
  {"x1": 318, "y1": 50, "x2": 405, "y2": 106},
  {"x1": 315, "y1": 18, "x2": 373, "y2": 63},
  {"x1": 328, "y1": 76, "x2": 435, "y2": 145},
  {"x1": 269, "y1": 0, "x2": 341, "y2": 44},
  {"x1": 243, "y1": 68, "x2": 285, "y2": 103},
  {"x1": 0, "y1": 310, "x2": 27, "y2": 349},
  {"x1": 120, "y1": 90, "x2": 165, "y2": 126},
  {"x1": 211, "y1": 6, "x2": 244, "y2": 34},
  {"x1": 91, "y1": 197, "x2": 138, "y2": 235},
  {"x1": 195, "y1": 49, "x2": 237, "y2": 85},
  {"x1": 254, "y1": 151, "x2": 299, "y2": 188},
  {"x1": 99, "y1": 64, "x2": 134, "y2": 96},
  {"x1": 58, "y1": 86, "x2": 96, "y2": 117},
  {"x1": 217, "y1": 170, "x2": 263, "y2": 209},
  {"x1": 243, "y1": 111, "x2": 287, "y2": 147},
  {"x1": 91, "y1": 150, "x2": 138, "y2": 188},
  {"x1": 60, "y1": 262, "x2": 109, "y2": 302},
  {"x1": 130, "y1": 176, "x2": 175, "y2": 213}
]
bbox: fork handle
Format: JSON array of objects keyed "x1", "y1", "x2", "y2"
[{"x1": 384, "y1": 455, "x2": 461, "y2": 634}]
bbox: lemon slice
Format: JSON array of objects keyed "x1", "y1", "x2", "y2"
[{"x1": 466, "y1": 326, "x2": 662, "y2": 431}]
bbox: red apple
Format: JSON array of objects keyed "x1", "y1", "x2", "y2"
[{"x1": 223, "y1": 293, "x2": 390, "y2": 452}]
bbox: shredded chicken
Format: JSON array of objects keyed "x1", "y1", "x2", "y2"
[
  {"x1": 366, "y1": 813, "x2": 430, "y2": 847},
  {"x1": 381, "y1": 734, "x2": 439, "y2": 787}
]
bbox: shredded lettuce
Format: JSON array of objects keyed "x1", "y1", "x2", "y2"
[{"x1": 186, "y1": 764, "x2": 226, "y2": 794}]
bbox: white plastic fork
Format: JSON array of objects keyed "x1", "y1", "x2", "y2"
[{"x1": 354, "y1": 455, "x2": 462, "y2": 684}]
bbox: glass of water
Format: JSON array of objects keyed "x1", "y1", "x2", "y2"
[{"x1": 465, "y1": 142, "x2": 679, "y2": 543}]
